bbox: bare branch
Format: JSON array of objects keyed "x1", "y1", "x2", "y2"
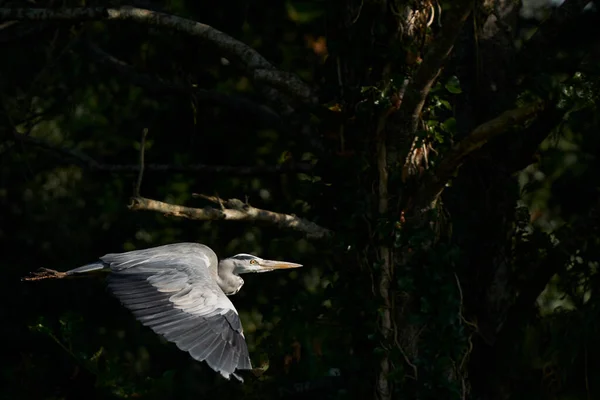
[
  {"x1": 129, "y1": 196, "x2": 332, "y2": 239},
  {"x1": 10, "y1": 133, "x2": 314, "y2": 175},
  {"x1": 410, "y1": 101, "x2": 545, "y2": 217},
  {"x1": 85, "y1": 42, "x2": 282, "y2": 128},
  {"x1": 0, "y1": 6, "x2": 315, "y2": 109}
]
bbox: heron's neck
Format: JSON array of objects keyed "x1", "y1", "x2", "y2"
[{"x1": 216, "y1": 261, "x2": 244, "y2": 295}]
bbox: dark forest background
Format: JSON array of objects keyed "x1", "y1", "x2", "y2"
[{"x1": 2, "y1": 1, "x2": 600, "y2": 399}]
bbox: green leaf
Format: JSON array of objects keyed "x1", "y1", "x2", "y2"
[
  {"x1": 441, "y1": 117, "x2": 457, "y2": 134},
  {"x1": 439, "y1": 99, "x2": 452, "y2": 110},
  {"x1": 426, "y1": 119, "x2": 439, "y2": 128},
  {"x1": 445, "y1": 76, "x2": 462, "y2": 94},
  {"x1": 430, "y1": 82, "x2": 443, "y2": 93}
]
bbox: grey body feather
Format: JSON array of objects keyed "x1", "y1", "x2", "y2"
[{"x1": 67, "y1": 243, "x2": 252, "y2": 382}]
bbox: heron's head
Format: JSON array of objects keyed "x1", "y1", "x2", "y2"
[{"x1": 223, "y1": 253, "x2": 303, "y2": 274}]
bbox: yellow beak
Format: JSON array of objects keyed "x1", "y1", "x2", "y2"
[{"x1": 258, "y1": 260, "x2": 303, "y2": 271}]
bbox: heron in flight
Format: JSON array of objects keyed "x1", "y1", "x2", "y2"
[{"x1": 24, "y1": 243, "x2": 302, "y2": 382}]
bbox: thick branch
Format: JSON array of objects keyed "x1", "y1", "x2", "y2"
[
  {"x1": 504, "y1": 104, "x2": 564, "y2": 174},
  {"x1": 411, "y1": 101, "x2": 545, "y2": 217},
  {"x1": 85, "y1": 42, "x2": 282, "y2": 128},
  {"x1": 129, "y1": 196, "x2": 331, "y2": 239},
  {"x1": 253, "y1": 69, "x2": 317, "y2": 105},
  {"x1": 0, "y1": 6, "x2": 315, "y2": 108},
  {"x1": 11, "y1": 133, "x2": 313, "y2": 175}
]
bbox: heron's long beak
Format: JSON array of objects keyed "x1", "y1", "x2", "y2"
[{"x1": 258, "y1": 259, "x2": 303, "y2": 271}]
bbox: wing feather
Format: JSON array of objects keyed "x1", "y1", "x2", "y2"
[
  {"x1": 219, "y1": 343, "x2": 236, "y2": 376},
  {"x1": 102, "y1": 244, "x2": 252, "y2": 381}
]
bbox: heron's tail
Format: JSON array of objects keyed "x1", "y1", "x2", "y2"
[{"x1": 22, "y1": 261, "x2": 107, "y2": 282}]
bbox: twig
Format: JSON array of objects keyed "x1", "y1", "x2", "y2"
[
  {"x1": 9, "y1": 133, "x2": 313, "y2": 175},
  {"x1": 454, "y1": 273, "x2": 474, "y2": 400},
  {"x1": 192, "y1": 193, "x2": 226, "y2": 210},
  {"x1": 193, "y1": 193, "x2": 220, "y2": 204},
  {"x1": 134, "y1": 128, "x2": 148, "y2": 197},
  {"x1": 454, "y1": 273, "x2": 478, "y2": 332},
  {"x1": 129, "y1": 195, "x2": 332, "y2": 239}
]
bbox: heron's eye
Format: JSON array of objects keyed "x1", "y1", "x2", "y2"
[{"x1": 250, "y1": 259, "x2": 258, "y2": 265}]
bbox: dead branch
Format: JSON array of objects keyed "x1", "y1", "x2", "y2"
[
  {"x1": 411, "y1": 101, "x2": 545, "y2": 218},
  {"x1": 10, "y1": 133, "x2": 313, "y2": 175},
  {"x1": 0, "y1": 6, "x2": 315, "y2": 109},
  {"x1": 129, "y1": 196, "x2": 332, "y2": 239}
]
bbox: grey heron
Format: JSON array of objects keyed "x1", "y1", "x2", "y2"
[{"x1": 23, "y1": 242, "x2": 303, "y2": 382}]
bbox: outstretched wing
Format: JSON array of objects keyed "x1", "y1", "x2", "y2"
[{"x1": 101, "y1": 246, "x2": 252, "y2": 381}]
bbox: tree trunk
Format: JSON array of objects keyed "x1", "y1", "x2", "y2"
[{"x1": 325, "y1": 1, "x2": 474, "y2": 398}]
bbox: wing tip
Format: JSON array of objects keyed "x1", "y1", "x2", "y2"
[{"x1": 217, "y1": 369, "x2": 245, "y2": 383}]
